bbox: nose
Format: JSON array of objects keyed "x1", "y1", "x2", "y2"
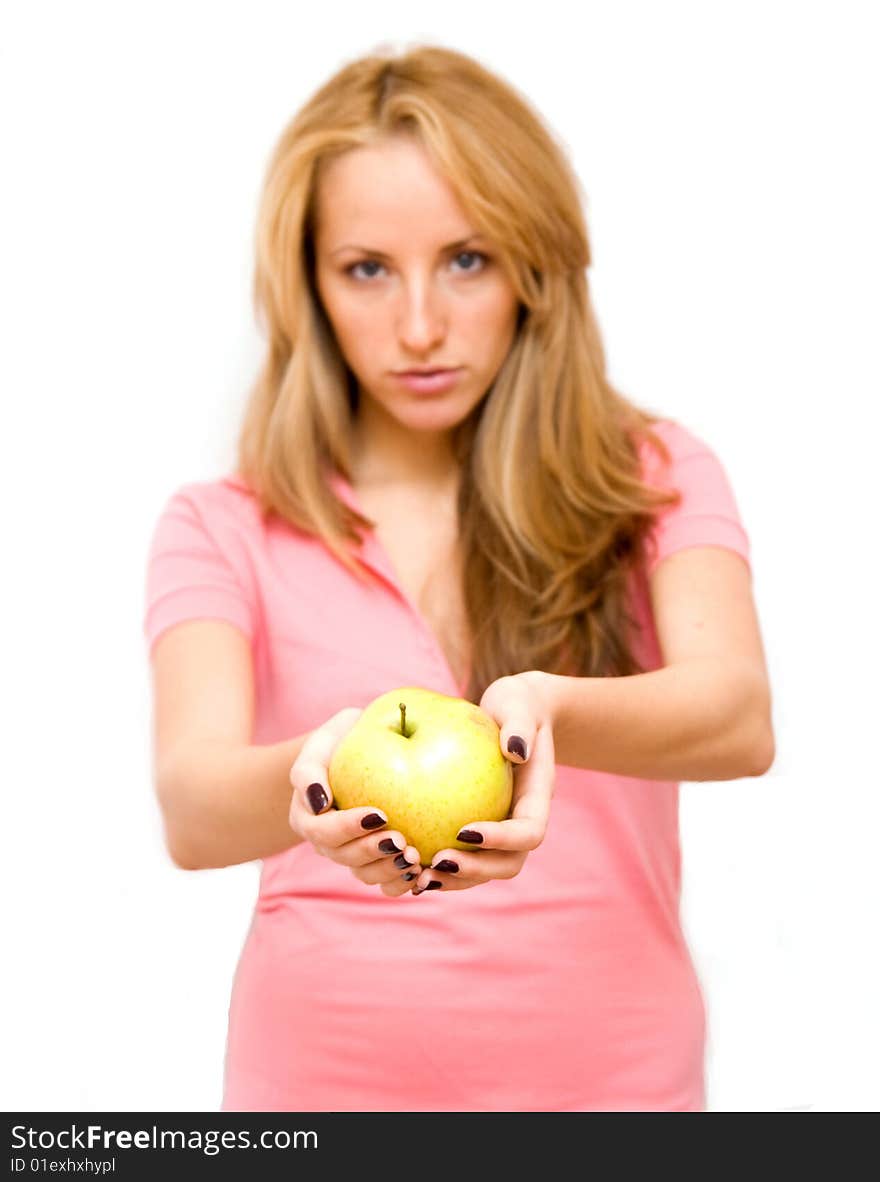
[{"x1": 396, "y1": 274, "x2": 447, "y2": 354}]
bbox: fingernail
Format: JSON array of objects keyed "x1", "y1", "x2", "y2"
[
  {"x1": 378, "y1": 838, "x2": 402, "y2": 854},
  {"x1": 507, "y1": 735, "x2": 527, "y2": 759},
  {"x1": 361, "y1": 812, "x2": 386, "y2": 830},
  {"x1": 457, "y1": 829, "x2": 483, "y2": 844},
  {"x1": 393, "y1": 852, "x2": 411, "y2": 869},
  {"x1": 433, "y1": 859, "x2": 459, "y2": 873},
  {"x1": 412, "y1": 885, "x2": 424, "y2": 895},
  {"x1": 425, "y1": 880, "x2": 443, "y2": 890},
  {"x1": 307, "y1": 783, "x2": 328, "y2": 814},
  {"x1": 402, "y1": 871, "x2": 416, "y2": 881}
]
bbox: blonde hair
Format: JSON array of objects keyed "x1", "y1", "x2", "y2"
[{"x1": 236, "y1": 43, "x2": 680, "y2": 703}]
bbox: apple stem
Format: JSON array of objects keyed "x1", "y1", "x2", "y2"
[{"x1": 399, "y1": 702, "x2": 409, "y2": 738}]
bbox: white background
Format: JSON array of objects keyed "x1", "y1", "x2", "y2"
[{"x1": 2, "y1": 0, "x2": 877, "y2": 1112}]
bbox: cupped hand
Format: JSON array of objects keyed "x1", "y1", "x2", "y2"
[
  {"x1": 288, "y1": 707, "x2": 423, "y2": 896},
  {"x1": 410, "y1": 672, "x2": 557, "y2": 895}
]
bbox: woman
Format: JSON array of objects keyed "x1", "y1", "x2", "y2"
[{"x1": 144, "y1": 44, "x2": 774, "y2": 1112}]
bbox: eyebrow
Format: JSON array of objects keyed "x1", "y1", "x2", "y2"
[{"x1": 329, "y1": 234, "x2": 487, "y2": 259}]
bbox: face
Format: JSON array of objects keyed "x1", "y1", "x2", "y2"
[{"x1": 312, "y1": 135, "x2": 521, "y2": 435}]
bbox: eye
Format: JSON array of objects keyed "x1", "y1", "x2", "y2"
[
  {"x1": 345, "y1": 259, "x2": 386, "y2": 281},
  {"x1": 451, "y1": 249, "x2": 488, "y2": 273},
  {"x1": 343, "y1": 250, "x2": 489, "y2": 282}
]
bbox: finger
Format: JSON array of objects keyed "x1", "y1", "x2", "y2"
[
  {"x1": 380, "y1": 867, "x2": 419, "y2": 897},
  {"x1": 330, "y1": 835, "x2": 419, "y2": 871},
  {"x1": 289, "y1": 706, "x2": 363, "y2": 814},
  {"x1": 501, "y1": 727, "x2": 532, "y2": 765},
  {"x1": 479, "y1": 675, "x2": 536, "y2": 765},
  {"x1": 455, "y1": 721, "x2": 556, "y2": 852},
  {"x1": 416, "y1": 850, "x2": 525, "y2": 892},
  {"x1": 354, "y1": 844, "x2": 420, "y2": 885},
  {"x1": 290, "y1": 709, "x2": 392, "y2": 843},
  {"x1": 427, "y1": 848, "x2": 525, "y2": 881},
  {"x1": 411, "y1": 869, "x2": 479, "y2": 893},
  {"x1": 289, "y1": 783, "x2": 389, "y2": 848}
]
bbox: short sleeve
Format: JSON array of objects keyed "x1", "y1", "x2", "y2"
[
  {"x1": 638, "y1": 421, "x2": 751, "y2": 577},
  {"x1": 143, "y1": 484, "x2": 257, "y2": 658}
]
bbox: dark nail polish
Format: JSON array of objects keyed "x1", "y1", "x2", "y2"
[
  {"x1": 425, "y1": 880, "x2": 443, "y2": 890},
  {"x1": 307, "y1": 783, "x2": 328, "y2": 814},
  {"x1": 457, "y1": 829, "x2": 483, "y2": 844},
  {"x1": 403, "y1": 872, "x2": 416, "y2": 881},
  {"x1": 433, "y1": 859, "x2": 459, "y2": 873},
  {"x1": 361, "y1": 812, "x2": 386, "y2": 830},
  {"x1": 378, "y1": 837, "x2": 402, "y2": 854},
  {"x1": 393, "y1": 852, "x2": 411, "y2": 869},
  {"x1": 507, "y1": 735, "x2": 527, "y2": 760}
]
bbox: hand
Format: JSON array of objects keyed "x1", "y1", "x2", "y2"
[
  {"x1": 288, "y1": 707, "x2": 423, "y2": 896},
  {"x1": 410, "y1": 672, "x2": 556, "y2": 895}
]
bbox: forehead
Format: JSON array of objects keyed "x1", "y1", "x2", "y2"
[{"x1": 314, "y1": 138, "x2": 473, "y2": 243}]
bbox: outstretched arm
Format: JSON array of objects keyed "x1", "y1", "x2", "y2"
[
  {"x1": 528, "y1": 546, "x2": 775, "y2": 782},
  {"x1": 410, "y1": 545, "x2": 775, "y2": 894}
]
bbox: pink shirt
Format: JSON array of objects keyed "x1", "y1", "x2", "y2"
[{"x1": 143, "y1": 418, "x2": 750, "y2": 1112}]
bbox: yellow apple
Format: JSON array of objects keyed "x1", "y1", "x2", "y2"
[{"x1": 327, "y1": 686, "x2": 514, "y2": 866}]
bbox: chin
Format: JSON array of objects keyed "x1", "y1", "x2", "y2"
[
  {"x1": 387, "y1": 389, "x2": 479, "y2": 430},
  {"x1": 397, "y1": 403, "x2": 476, "y2": 434}
]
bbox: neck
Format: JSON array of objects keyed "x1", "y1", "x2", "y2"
[{"x1": 349, "y1": 400, "x2": 462, "y2": 494}]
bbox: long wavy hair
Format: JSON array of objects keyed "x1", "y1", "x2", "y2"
[{"x1": 236, "y1": 42, "x2": 680, "y2": 704}]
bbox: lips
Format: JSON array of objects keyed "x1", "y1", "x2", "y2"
[
  {"x1": 397, "y1": 368, "x2": 455, "y2": 375},
  {"x1": 392, "y1": 368, "x2": 463, "y2": 394}
]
